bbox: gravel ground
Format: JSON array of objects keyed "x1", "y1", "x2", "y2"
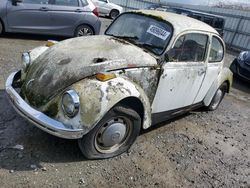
[{"x1": 0, "y1": 18, "x2": 250, "y2": 188}]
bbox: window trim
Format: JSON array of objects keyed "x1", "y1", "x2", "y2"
[
  {"x1": 23, "y1": 0, "x2": 49, "y2": 4},
  {"x1": 51, "y1": 0, "x2": 80, "y2": 7},
  {"x1": 208, "y1": 35, "x2": 224, "y2": 63}
]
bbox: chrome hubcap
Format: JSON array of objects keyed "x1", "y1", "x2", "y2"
[
  {"x1": 78, "y1": 27, "x2": 93, "y2": 37},
  {"x1": 211, "y1": 89, "x2": 223, "y2": 109},
  {"x1": 95, "y1": 117, "x2": 131, "y2": 153}
]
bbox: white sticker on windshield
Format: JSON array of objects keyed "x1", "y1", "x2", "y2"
[{"x1": 146, "y1": 25, "x2": 170, "y2": 40}]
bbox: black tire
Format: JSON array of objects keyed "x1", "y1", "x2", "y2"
[
  {"x1": 110, "y1": 10, "x2": 119, "y2": 19},
  {"x1": 74, "y1": 25, "x2": 94, "y2": 37},
  {"x1": 0, "y1": 21, "x2": 3, "y2": 35},
  {"x1": 78, "y1": 105, "x2": 141, "y2": 159},
  {"x1": 206, "y1": 83, "x2": 227, "y2": 111}
]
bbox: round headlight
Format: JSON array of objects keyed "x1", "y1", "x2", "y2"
[
  {"x1": 62, "y1": 90, "x2": 80, "y2": 118},
  {"x1": 22, "y1": 52, "x2": 31, "y2": 72}
]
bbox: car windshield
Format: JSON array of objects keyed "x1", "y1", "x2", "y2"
[{"x1": 105, "y1": 13, "x2": 173, "y2": 55}]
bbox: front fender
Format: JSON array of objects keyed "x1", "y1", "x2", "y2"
[
  {"x1": 56, "y1": 76, "x2": 152, "y2": 135},
  {"x1": 203, "y1": 67, "x2": 233, "y2": 106}
]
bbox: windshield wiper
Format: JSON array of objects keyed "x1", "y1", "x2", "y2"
[
  {"x1": 136, "y1": 42, "x2": 164, "y2": 50},
  {"x1": 109, "y1": 34, "x2": 138, "y2": 42}
]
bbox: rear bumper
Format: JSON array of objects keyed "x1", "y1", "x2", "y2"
[{"x1": 5, "y1": 71, "x2": 85, "y2": 139}]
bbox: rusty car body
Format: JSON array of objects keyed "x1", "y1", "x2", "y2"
[{"x1": 6, "y1": 10, "x2": 233, "y2": 159}]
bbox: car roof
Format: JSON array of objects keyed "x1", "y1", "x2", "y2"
[
  {"x1": 174, "y1": 7, "x2": 225, "y2": 19},
  {"x1": 134, "y1": 10, "x2": 219, "y2": 35}
]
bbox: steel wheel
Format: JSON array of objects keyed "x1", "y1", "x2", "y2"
[
  {"x1": 75, "y1": 25, "x2": 94, "y2": 37},
  {"x1": 95, "y1": 117, "x2": 132, "y2": 154},
  {"x1": 78, "y1": 105, "x2": 141, "y2": 159}
]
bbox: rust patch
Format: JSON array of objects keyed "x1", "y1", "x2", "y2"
[
  {"x1": 93, "y1": 58, "x2": 108, "y2": 64},
  {"x1": 110, "y1": 37, "x2": 130, "y2": 45}
]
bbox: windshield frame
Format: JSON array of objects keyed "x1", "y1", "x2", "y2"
[{"x1": 105, "y1": 12, "x2": 174, "y2": 56}]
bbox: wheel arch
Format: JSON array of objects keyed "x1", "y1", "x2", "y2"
[
  {"x1": 224, "y1": 80, "x2": 230, "y2": 93},
  {"x1": 116, "y1": 96, "x2": 145, "y2": 128},
  {"x1": 203, "y1": 67, "x2": 233, "y2": 106},
  {"x1": 110, "y1": 9, "x2": 119, "y2": 14}
]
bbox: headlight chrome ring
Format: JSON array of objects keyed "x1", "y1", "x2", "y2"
[
  {"x1": 62, "y1": 90, "x2": 80, "y2": 118},
  {"x1": 22, "y1": 52, "x2": 31, "y2": 72}
]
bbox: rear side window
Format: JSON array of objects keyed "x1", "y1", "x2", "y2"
[
  {"x1": 53, "y1": 0, "x2": 79, "y2": 6},
  {"x1": 168, "y1": 33, "x2": 208, "y2": 62},
  {"x1": 209, "y1": 36, "x2": 224, "y2": 62},
  {"x1": 23, "y1": 0, "x2": 49, "y2": 4}
]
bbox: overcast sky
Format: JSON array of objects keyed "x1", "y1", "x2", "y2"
[{"x1": 161, "y1": 0, "x2": 250, "y2": 5}]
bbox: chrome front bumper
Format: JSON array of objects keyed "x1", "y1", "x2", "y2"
[{"x1": 5, "y1": 71, "x2": 85, "y2": 139}]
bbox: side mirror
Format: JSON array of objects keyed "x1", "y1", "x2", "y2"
[{"x1": 12, "y1": 0, "x2": 23, "y2": 5}]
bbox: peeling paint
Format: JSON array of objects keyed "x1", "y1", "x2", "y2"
[
  {"x1": 17, "y1": 10, "x2": 230, "y2": 136},
  {"x1": 22, "y1": 35, "x2": 157, "y2": 107}
]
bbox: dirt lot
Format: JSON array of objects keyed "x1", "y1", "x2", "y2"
[{"x1": 0, "y1": 18, "x2": 250, "y2": 188}]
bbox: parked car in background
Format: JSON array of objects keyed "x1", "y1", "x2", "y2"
[
  {"x1": 92, "y1": 0, "x2": 123, "y2": 19},
  {"x1": 230, "y1": 51, "x2": 250, "y2": 82},
  {"x1": 146, "y1": 5, "x2": 225, "y2": 36},
  {"x1": 6, "y1": 10, "x2": 232, "y2": 159},
  {"x1": 0, "y1": 0, "x2": 101, "y2": 37}
]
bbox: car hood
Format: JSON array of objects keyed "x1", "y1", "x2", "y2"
[{"x1": 23, "y1": 35, "x2": 157, "y2": 107}]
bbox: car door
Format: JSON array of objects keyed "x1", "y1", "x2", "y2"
[
  {"x1": 152, "y1": 32, "x2": 209, "y2": 113},
  {"x1": 48, "y1": 0, "x2": 86, "y2": 36},
  {"x1": 6, "y1": 0, "x2": 50, "y2": 34},
  {"x1": 193, "y1": 35, "x2": 225, "y2": 103}
]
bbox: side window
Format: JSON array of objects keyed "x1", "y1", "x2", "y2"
[
  {"x1": 168, "y1": 33, "x2": 208, "y2": 62},
  {"x1": 23, "y1": 0, "x2": 49, "y2": 4},
  {"x1": 53, "y1": 0, "x2": 79, "y2": 6},
  {"x1": 209, "y1": 36, "x2": 224, "y2": 62}
]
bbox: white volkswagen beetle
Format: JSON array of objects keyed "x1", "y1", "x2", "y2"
[{"x1": 6, "y1": 10, "x2": 232, "y2": 159}]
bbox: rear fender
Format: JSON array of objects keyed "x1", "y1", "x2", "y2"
[{"x1": 203, "y1": 67, "x2": 233, "y2": 106}]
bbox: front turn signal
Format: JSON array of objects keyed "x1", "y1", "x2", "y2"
[
  {"x1": 46, "y1": 40, "x2": 58, "y2": 47},
  {"x1": 96, "y1": 72, "x2": 116, "y2": 81}
]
